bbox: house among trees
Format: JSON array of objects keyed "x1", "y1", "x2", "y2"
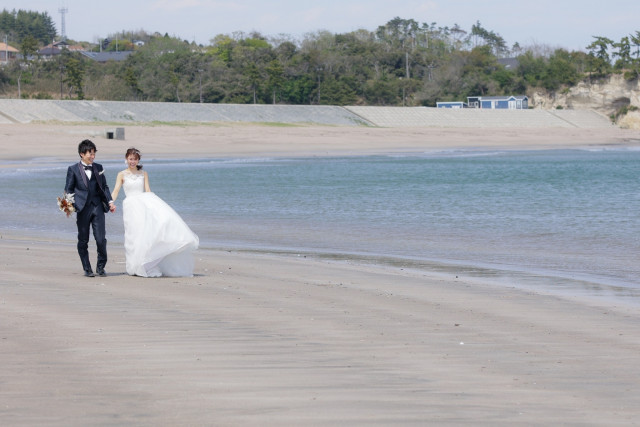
[
  {"x1": 467, "y1": 95, "x2": 529, "y2": 109},
  {"x1": 438, "y1": 95, "x2": 529, "y2": 109},
  {"x1": 37, "y1": 40, "x2": 85, "y2": 60},
  {"x1": 0, "y1": 42, "x2": 19, "y2": 63}
]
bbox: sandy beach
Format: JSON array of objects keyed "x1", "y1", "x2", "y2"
[
  {"x1": 2, "y1": 122, "x2": 640, "y2": 162},
  {"x1": 2, "y1": 122, "x2": 640, "y2": 425}
]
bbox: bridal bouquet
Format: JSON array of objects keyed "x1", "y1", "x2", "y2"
[{"x1": 57, "y1": 192, "x2": 76, "y2": 217}]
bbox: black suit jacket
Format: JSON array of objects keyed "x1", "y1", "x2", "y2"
[{"x1": 65, "y1": 162, "x2": 113, "y2": 213}]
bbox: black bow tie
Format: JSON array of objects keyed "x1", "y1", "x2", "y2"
[{"x1": 83, "y1": 165, "x2": 92, "y2": 171}]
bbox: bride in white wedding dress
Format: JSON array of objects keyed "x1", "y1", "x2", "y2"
[{"x1": 111, "y1": 148, "x2": 199, "y2": 277}]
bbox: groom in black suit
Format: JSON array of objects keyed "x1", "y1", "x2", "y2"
[{"x1": 65, "y1": 139, "x2": 116, "y2": 277}]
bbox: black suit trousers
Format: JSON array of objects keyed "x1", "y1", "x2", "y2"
[{"x1": 76, "y1": 201, "x2": 107, "y2": 272}]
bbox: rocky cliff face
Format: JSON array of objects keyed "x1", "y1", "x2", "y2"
[
  {"x1": 618, "y1": 111, "x2": 640, "y2": 129},
  {"x1": 531, "y1": 74, "x2": 640, "y2": 128}
]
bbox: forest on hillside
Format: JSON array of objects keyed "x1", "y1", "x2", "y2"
[{"x1": 1, "y1": 9, "x2": 639, "y2": 110}]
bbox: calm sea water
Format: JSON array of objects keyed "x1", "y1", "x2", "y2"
[{"x1": 2, "y1": 148, "x2": 639, "y2": 302}]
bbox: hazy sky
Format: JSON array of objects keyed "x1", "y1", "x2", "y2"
[{"x1": 9, "y1": 0, "x2": 640, "y2": 51}]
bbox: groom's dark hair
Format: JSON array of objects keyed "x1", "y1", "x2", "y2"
[{"x1": 78, "y1": 139, "x2": 97, "y2": 155}]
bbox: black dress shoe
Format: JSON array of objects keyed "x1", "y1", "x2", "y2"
[
  {"x1": 84, "y1": 270, "x2": 96, "y2": 277},
  {"x1": 97, "y1": 269, "x2": 107, "y2": 277}
]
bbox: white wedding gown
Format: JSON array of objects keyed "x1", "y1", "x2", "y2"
[{"x1": 121, "y1": 172, "x2": 199, "y2": 277}]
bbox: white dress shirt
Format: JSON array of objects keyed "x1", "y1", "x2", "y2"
[{"x1": 81, "y1": 162, "x2": 93, "y2": 179}]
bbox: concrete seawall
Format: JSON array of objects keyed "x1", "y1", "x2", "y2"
[{"x1": 0, "y1": 99, "x2": 613, "y2": 129}]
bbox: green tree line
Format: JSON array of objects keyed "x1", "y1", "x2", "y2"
[
  {"x1": 1, "y1": 13, "x2": 639, "y2": 105},
  {"x1": 0, "y1": 8, "x2": 57, "y2": 45}
]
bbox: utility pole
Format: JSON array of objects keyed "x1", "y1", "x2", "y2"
[
  {"x1": 316, "y1": 67, "x2": 322, "y2": 105},
  {"x1": 198, "y1": 69, "x2": 203, "y2": 103},
  {"x1": 405, "y1": 51, "x2": 410, "y2": 79},
  {"x1": 427, "y1": 62, "x2": 436, "y2": 81},
  {"x1": 60, "y1": 61, "x2": 64, "y2": 99}
]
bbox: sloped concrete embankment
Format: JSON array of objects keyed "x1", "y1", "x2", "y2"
[
  {"x1": 345, "y1": 106, "x2": 613, "y2": 128},
  {"x1": 0, "y1": 100, "x2": 372, "y2": 126},
  {"x1": 0, "y1": 99, "x2": 613, "y2": 129}
]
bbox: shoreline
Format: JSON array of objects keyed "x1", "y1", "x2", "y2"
[
  {"x1": 4, "y1": 226, "x2": 639, "y2": 311},
  {"x1": 4, "y1": 125, "x2": 639, "y2": 301}
]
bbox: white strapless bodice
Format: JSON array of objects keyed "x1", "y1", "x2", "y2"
[{"x1": 122, "y1": 172, "x2": 145, "y2": 197}]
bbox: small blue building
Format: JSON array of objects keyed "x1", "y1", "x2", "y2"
[
  {"x1": 466, "y1": 95, "x2": 528, "y2": 110},
  {"x1": 436, "y1": 101, "x2": 468, "y2": 109}
]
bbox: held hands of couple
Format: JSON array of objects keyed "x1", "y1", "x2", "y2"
[{"x1": 109, "y1": 201, "x2": 117, "y2": 213}]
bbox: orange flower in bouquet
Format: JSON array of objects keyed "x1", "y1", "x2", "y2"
[{"x1": 57, "y1": 192, "x2": 76, "y2": 217}]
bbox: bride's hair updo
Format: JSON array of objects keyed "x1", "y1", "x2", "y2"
[{"x1": 125, "y1": 147, "x2": 143, "y2": 170}]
